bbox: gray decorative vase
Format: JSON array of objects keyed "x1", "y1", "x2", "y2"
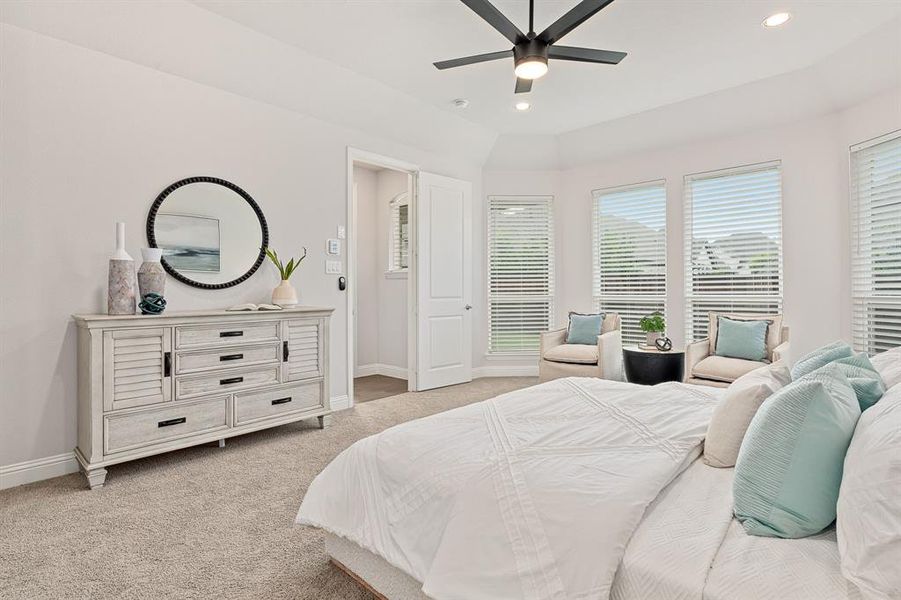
[
  {"x1": 138, "y1": 247, "x2": 166, "y2": 298},
  {"x1": 107, "y1": 222, "x2": 136, "y2": 315}
]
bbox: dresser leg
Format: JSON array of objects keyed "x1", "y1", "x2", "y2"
[
  {"x1": 217, "y1": 439, "x2": 226, "y2": 448},
  {"x1": 84, "y1": 467, "x2": 108, "y2": 490},
  {"x1": 317, "y1": 414, "x2": 332, "y2": 429}
]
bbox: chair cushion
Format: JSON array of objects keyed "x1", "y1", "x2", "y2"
[
  {"x1": 692, "y1": 355, "x2": 767, "y2": 383},
  {"x1": 715, "y1": 316, "x2": 769, "y2": 361},
  {"x1": 708, "y1": 312, "x2": 783, "y2": 358},
  {"x1": 734, "y1": 363, "x2": 861, "y2": 538},
  {"x1": 543, "y1": 344, "x2": 598, "y2": 365},
  {"x1": 703, "y1": 362, "x2": 792, "y2": 468},
  {"x1": 790, "y1": 340, "x2": 853, "y2": 380},
  {"x1": 566, "y1": 312, "x2": 604, "y2": 345}
]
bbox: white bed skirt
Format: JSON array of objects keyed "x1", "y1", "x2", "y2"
[{"x1": 326, "y1": 532, "x2": 430, "y2": 599}]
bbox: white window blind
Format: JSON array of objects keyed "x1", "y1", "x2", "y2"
[
  {"x1": 684, "y1": 162, "x2": 783, "y2": 342},
  {"x1": 388, "y1": 193, "x2": 409, "y2": 272},
  {"x1": 851, "y1": 130, "x2": 901, "y2": 354},
  {"x1": 488, "y1": 196, "x2": 555, "y2": 353},
  {"x1": 592, "y1": 181, "x2": 666, "y2": 345}
]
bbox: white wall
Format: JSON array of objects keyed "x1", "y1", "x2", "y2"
[
  {"x1": 0, "y1": 22, "x2": 482, "y2": 473},
  {"x1": 353, "y1": 167, "x2": 379, "y2": 370},
  {"x1": 483, "y1": 87, "x2": 901, "y2": 361},
  {"x1": 375, "y1": 170, "x2": 409, "y2": 373}
]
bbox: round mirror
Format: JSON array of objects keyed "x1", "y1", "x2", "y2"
[{"x1": 147, "y1": 177, "x2": 268, "y2": 289}]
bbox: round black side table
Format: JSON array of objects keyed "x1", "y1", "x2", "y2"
[{"x1": 623, "y1": 346, "x2": 685, "y2": 386}]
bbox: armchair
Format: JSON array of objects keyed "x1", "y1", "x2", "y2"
[
  {"x1": 685, "y1": 313, "x2": 790, "y2": 388},
  {"x1": 538, "y1": 313, "x2": 624, "y2": 382}
]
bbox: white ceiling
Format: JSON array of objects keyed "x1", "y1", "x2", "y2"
[{"x1": 194, "y1": 0, "x2": 901, "y2": 136}]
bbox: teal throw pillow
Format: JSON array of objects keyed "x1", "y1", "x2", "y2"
[
  {"x1": 715, "y1": 316, "x2": 769, "y2": 361},
  {"x1": 733, "y1": 363, "x2": 861, "y2": 538},
  {"x1": 820, "y1": 353, "x2": 885, "y2": 411},
  {"x1": 790, "y1": 340, "x2": 854, "y2": 380},
  {"x1": 566, "y1": 312, "x2": 604, "y2": 345}
]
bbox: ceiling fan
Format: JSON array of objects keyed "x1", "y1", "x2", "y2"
[{"x1": 434, "y1": 0, "x2": 627, "y2": 94}]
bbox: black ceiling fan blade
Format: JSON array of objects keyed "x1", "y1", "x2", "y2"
[
  {"x1": 548, "y1": 45, "x2": 626, "y2": 65},
  {"x1": 434, "y1": 49, "x2": 513, "y2": 70},
  {"x1": 460, "y1": 0, "x2": 526, "y2": 44},
  {"x1": 538, "y1": 0, "x2": 616, "y2": 45},
  {"x1": 515, "y1": 77, "x2": 533, "y2": 94}
]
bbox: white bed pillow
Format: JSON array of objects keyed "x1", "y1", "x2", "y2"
[
  {"x1": 837, "y1": 384, "x2": 901, "y2": 599},
  {"x1": 870, "y1": 345, "x2": 901, "y2": 389},
  {"x1": 703, "y1": 362, "x2": 791, "y2": 468}
]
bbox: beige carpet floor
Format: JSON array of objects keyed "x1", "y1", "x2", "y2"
[
  {"x1": 0, "y1": 377, "x2": 536, "y2": 600},
  {"x1": 353, "y1": 375, "x2": 408, "y2": 403}
]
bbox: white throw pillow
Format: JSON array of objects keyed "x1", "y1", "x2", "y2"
[
  {"x1": 703, "y1": 362, "x2": 792, "y2": 468},
  {"x1": 837, "y1": 385, "x2": 901, "y2": 599},
  {"x1": 870, "y1": 346, "x2": 901, "y2": 389}
]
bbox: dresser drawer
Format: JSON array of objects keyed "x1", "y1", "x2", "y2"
[
  {"x1": 104, "y1": 396, "x2": 228, "y2": 455},
  {"x1": 176, "y1": 366, "x2": 280, "y2": 400},
  {"x1": 234, "y1": 380, "x2": 323, "y2": 426},
  {"x1": 176, "y1": 344, "x2": 279, "y2": 375},
  {"x1": 175, "y1": 322, "x2": 279, "y2": 350}
]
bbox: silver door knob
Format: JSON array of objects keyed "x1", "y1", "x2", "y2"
[{"x1": 464, "y1": 304, "x2": 473, "y2": 310}]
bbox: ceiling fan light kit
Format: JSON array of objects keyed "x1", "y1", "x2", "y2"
[{"x1": 434, "y1": 0, "x2": 627, "y2": 94}]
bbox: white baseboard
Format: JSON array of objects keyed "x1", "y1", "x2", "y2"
[
  {"x1": 330, "y1": 394, "x2": 351, "y2": 411},
  {"x1": 0, "y1": 452, "x2": 79, "y2": 490},
  {"x1": 355, "y1": 363, "x2": 408, "y2": 380},
  {"x1": 473, "y1": 365, "x2": 539, "y2": 377}
]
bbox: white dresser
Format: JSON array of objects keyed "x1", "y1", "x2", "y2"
[{"x1": 72, "y1": 307, "x2": 333, "y2": 489}]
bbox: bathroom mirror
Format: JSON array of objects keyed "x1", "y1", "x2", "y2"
[{"x1": 147, "y1": 177, "x2": 268, "y2": 289}]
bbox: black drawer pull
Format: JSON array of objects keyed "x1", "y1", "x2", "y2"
[
  {"x1": 164, "y1": 351, "x2": 172, "y2": 377},
  {"x1": 283, "y1": 341, "x2": 289, "y2": 362},
  {"x1": 220, "y1": 376, "x2": 244, "y2": 385},
  {"x1": 271, "y1": 397, "x2": 292, "y2": 406},
  {"x1": 220, "y1": 331, "x2": 244, "y2": 338},
  {"x1": 158, "y1": 417, "x2": 186, "y2": 428},
  {"x1": 219, "y1": 354, "x2": 244, "y2": 362}
]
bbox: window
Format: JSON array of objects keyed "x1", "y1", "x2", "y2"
[
  {"x1": 488, "y1": 196, "x2": 555, "y2": 353},
  {"x1": 851, "y1": 131, "x2": 901, "y2": 353},
  {"x1": 684, "y1": 162, "x2": 783, "y2": 342},
  {"x1": 592, "y1": 181, "x2": 667, "y2": 345},
  {"x1": 388, "y1": 193, "x2": 409, "y2": 272}
]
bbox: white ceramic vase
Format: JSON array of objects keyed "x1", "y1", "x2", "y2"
[
  {"x1": 645, "y1": 331, "x2": 662, "y2": 347},
  {"x1": 138, "y1": 247, "x2": 166, "y2": 298},
  {"x1": 108, "y1": 222, "x2": 136, "y2": 315},
  {"x1": 272, "y1": 280, "x2": 298, "y2": 307}
]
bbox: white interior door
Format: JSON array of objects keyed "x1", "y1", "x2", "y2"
[{"x1": 415, "y1": 172, "x2": 473, "y2": 390}]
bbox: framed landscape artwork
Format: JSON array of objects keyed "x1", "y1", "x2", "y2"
[{"x1": 155, "y1": 213, "x2": 221, "y2": 273}]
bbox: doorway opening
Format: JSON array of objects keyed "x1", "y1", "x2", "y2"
[{"x1": 350, "y1": 153, "x2": 416, "y2": 404}]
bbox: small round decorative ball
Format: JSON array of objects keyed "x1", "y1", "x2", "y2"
[
  {"x1": 655, "y1": 337, "x2": 673, "y2": 352},
  {"x1": 139, "y1": 293, "x2": 167, "y2": 315}
]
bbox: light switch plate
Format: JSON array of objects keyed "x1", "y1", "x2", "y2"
[
  {"x1": 327, "y1": 239, "x2": 341, "y2": 255},
  {"x1": 337, "y1": 225, "x2": 346, "y2": 239},
  {"x1": 325, "y1": 260, "x2": 342, "y2": 274}
]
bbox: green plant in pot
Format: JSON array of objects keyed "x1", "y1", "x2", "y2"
[
  {"x1": 266, "y1": 247, "x2": 307, "y2": 307},
  {"x1": 639, "y1": 312, "x2": 666, "y2": 347}
]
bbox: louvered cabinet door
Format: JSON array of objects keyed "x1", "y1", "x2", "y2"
[
  {"x1": 282, "y1": 319, "x2": 323, "y2": 382},
  {"x1": 103, "y1": 328, "x2": 172, "y2": 411}
]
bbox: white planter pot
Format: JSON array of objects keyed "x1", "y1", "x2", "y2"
[
  {"x1": 645, "y1": 331, "x2": 662, "y2": 347},
  {"x1": 272, "y1": 280, "x2": 298, "y2": 307}
]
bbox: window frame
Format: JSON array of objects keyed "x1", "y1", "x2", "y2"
[
  {"x1": 591, "y1": 179, "x2": 668, "y2": 346},
  {"x1": 683, "y1": 161, "x2": 784, "y2": 343},
  {"x1": 386, "y1": 192, "x2": 409, "y2": 275},
  {"x1": 486, "y1": 195, "x2": 556, "y2": 355}
]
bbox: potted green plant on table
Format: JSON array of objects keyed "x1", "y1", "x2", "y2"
[
  {"x1": 639, "y1": 311, "x2": 666, "y2": 348},
  {"x1": 266, "y1": 247, "x2": 307, "y2": 307}
]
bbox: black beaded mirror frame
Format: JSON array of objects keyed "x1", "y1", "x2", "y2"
[{"x1": 146, "y1": 176, "x2": 269, "y2": 290}]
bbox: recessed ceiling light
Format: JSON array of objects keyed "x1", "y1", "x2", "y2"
[
  {"x1": 452, "y1": 98, "x2": 469, "y2": 109},
  {"x1": 515, "y1": 101, "x2": 531, "y2": 111},
  {"x1": 762, "y1": 12, "x2": 792, "y2": 28}
]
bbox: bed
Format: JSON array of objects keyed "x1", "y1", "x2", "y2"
[{"x1": 297, "y1": 376, "x2": 866, "y2": 600}]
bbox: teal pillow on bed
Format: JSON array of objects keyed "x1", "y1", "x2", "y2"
[
  {"x1": 733, "y1": 363, "x2": 861, "y2": 538},
  {"x1": 566, "y1": 312, "x2": 604, "y2": 345},
  {"x1": 819, "y1": 353, "x2": 885, "y2": 412},
  {"x1": 715, "y1": 317, "x2": 769, "y2": 361},
  {"x1": 790, "y1": 340, "x2": 853, "y2": 380}
]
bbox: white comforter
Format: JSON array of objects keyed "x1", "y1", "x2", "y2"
[{"x1": 297, "y1": 377, "x2": 718, "y2": 600}]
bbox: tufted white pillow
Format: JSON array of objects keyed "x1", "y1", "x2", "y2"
[
  {"x1": 870, "y1": 345, "x2": 901, "y2": 389},
  {"x1": 837, "y1": 384, "x2": 901, "y2": 598}
]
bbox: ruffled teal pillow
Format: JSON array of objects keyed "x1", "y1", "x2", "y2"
[
  {"x1": 823, "y1": 353, "x2": 885, "y2": 411},
  {"x1": 733, "y1": 363, "x2": 861, "y2": 538},
  {"x1": 790, "y1": 340, "x2": 853, "y2": 380},
  {"x1": 565, "y1": 312, "x2": 604, "y2": 345},
  {"x1": 715, "y1": 316, "x2": 769, "y2": 361}
]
